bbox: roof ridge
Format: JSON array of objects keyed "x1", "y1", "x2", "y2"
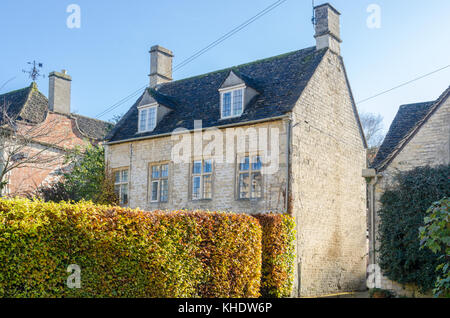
[
  {"x1": 158, "y1": 47, "x2": 317, "y2": 87},
  {"x1": 399, "y1": 101, "x2": 435, "y2": 108},
  {"x1": 71, "y1": 112, "x2": 111, "y2": 124},
  {"x1": 18, "y1": 84, "x2": 38, "y2": 119}
]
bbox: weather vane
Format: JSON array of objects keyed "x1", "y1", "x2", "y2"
[{"x1": 22, "y1": 61, "x2": 45, "y2": 82}]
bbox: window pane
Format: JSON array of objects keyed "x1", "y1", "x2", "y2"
[
  {"x1": 203, "y1": 160, "x2": 212, "y2": 173},
  {"x1": 239, "y1": 173, "x2": 250, "y2": 199},
  {"x1": 151, "y1": 181, "x2": 159, "y2": 201},
  {"x1": 148, "y1": 107, "x2": 157, "y2": 131},
  {"x1": 192, "y1": 176, "x2": 201, "y2": 200},
  {"x1": 139, "y1": 109, "x2": 148, "y2": 132},
  {"x1": 160, "y1": 180, "x2": 169, "y2": 202},
  {"x1": 121, "y1": 184, "x2": 129, "y2": 205},
  {"x1": 222, "y1": 92, "x2": 232, "y2": 118},
  {"x1": 121, "y1": 170, "x2": 128, "y2": 183},
  {"x1": 252, "y1": 156, "x2": 262, "y2": 171},
  {"x1": 233, "y1": 89, "x2": 243, "y2": 116},
  {"x1": 115, "y1": 172, "x2": 121, "y2": 184},
  {"x1": 152, "y1": 166, "x2": 160, "y2": 179},
  {"x1": 240, "y1": 157, "x2": 249, "y2": 171},
  {"x1": 203, "y1": 175, "x2": 212, "y2": 199},
  {"x1": 251, "y1": 172, "x2": 262, "y2": 199},
  {"x1": 193, "y1": 161, "x2": 202, "y2": 175},
  {"x1": 161, "y1": 164, "x2": 169, "y2": 178}
]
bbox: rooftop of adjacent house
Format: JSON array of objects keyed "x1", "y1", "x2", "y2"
[
  {"x1": 0, "y1": 83, "x2": 112, "y2": 141},
  {"x1": 372, "y1": 85, "x2": 450, "y2": 171},
  {"x1": 108, "y1": 46, "x2": 328, "y2": 143}
]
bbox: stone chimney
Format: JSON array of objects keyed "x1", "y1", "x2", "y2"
[
  {"x1": 48, "y1": 70, "x2": 72, "y2": 114},
  {"x1": 314, "y1": 3, "x2": 342, "y2": 55},
  {"x1": 149, "y1": 45, "x2": 174, "y2": 88}
]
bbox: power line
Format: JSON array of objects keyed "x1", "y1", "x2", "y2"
[
  {"x1": 0, "y1": 77, "x2": 17, "y2": 93},
  {"x1": 356, "y1": 64, "x2": 450, "y2": 105},
  {"x1": 95, "y1": 0, "x2": 289, "y2": 119}
]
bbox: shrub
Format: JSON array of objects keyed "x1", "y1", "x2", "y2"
[
  {"x1": 0, "y1": 198, "x2": 262, "y2": 298},
  {"x1": 419, "y1": 198, "x2": 450, "y2": 298},
  {"x1": 378, "y1": 165, "x2": 450, "y2": 293},
  {"x1": 38, "y1": 145, "x2": 119, "y2": 206},
  {"x1": 254, "y1": 214, "x2": 296, "y2": 298}
]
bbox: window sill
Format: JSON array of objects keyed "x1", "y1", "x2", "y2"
[
  {"x1": 136, "y1": 130, "x2": 156, "y2": 135},
  {"x1": 236, "y1": 198, "x2": 263, "y2": 202},
  {"x1": 191, "y1": 199, "x2": 213, "y2": 202},
  {"x1": 219, "y1": 115, "x2": 243, "y2": 121}
]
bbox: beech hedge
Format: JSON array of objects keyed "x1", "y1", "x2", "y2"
[
  {"x1": 0, "y1": 199, "x2": 262, "y2": 298},
  {"x1": 254, "y1": 214, "x2": 296, "y2": 298},
  {"x1": 0, "y1": 199, "x2": 296, "y2": 298}
]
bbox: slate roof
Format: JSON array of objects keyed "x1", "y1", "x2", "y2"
[
  {"x1": 0, "y1": 82, "x2": 111, "y2": 141},
  {"x1": 72, "y1": 114, "x2": 113, "y2": 140},
  {"x1": 372, "y1": 85, "x2": 450, "y2": 171},
  {"x1": 0, "y1": 83, "x2": 48, "y2": 125},
  {"x1": 108, "y1": 47, "x2": 327, "y2": 143}
]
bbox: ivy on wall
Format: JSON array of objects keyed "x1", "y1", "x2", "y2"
[{"x1": 378, "y1": 165, "x2": 450, "y2": 293}]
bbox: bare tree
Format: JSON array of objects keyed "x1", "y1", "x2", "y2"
[
  {"x1": 359, "y1": 112, "x2": 386, "y2": 148},
  {"x1": 0, "y1": 99, "x2": 74, "y2": 196}
]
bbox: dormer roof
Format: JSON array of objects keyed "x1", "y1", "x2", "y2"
[{"x1": 139, "y1": 88, "x2": 177, "y2": 109}]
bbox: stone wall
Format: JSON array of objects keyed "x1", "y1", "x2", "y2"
[
  {"x1": 106, "y1": 120, "x2": 288, "y2": 214},
  {"x1": 290, "y1": 50, "x2": 368, "y2": 297},
  {"x1": 374, "y1": 93, "x2": 450, "y2": 296}
]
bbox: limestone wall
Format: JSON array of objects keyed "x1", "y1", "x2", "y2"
[{"x1": 290, "y1": 50, "x2": 368, "y2": 297}]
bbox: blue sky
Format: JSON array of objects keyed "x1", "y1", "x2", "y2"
[{"x1": 0, "y1": 0, "x2": 449, "y2": 132}]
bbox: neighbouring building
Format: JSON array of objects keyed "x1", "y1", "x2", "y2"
[
  {"x1": 364, "y1": 85, "x2": 450, "y2": 296},
  {"x1": 106, "y1": 3, "x2": 368, "y2": 297},
  {"x1": 0, "y1": 70, "x2": 112, "y2": 197}
]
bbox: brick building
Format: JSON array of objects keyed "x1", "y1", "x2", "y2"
[
  {"x1": 0, "y1": 71, "x2": 111, "y2": 196},
  {"x1": 365, "y1": 86, "x2": 450, "y2": 296},
  {"x1": 106, "y1": 3, "x2": 368, "y2": 297}
]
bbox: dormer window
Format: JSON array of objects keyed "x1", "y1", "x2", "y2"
[
  {"x1": 220, "y1": 85, "x2": 245, "y2": 119},
  {"x1": 138, "y1": 104, "x2": 158, "y2": 132}
]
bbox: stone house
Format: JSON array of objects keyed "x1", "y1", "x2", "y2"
[
  {"x1": 364, "y1": 85, "x2": 450, "y2": 295},
  {"x1": 0, "y1": 71, "x2": 111, "y2": 196},
  {"x1": 106, "y1": 3, "x2": 368, "y2": 297}
]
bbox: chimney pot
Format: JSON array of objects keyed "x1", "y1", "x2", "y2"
[
  {"x1": 48, "y1": 70, "x2": 72, "y2": 114},
  {"x1": 149, "y1": 45, "x2": 174, "y2": 88},
  {"x1": 314, "y1": 3, "x2": 342, "y2": 55}
]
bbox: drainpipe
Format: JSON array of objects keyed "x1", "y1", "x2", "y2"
[
  {"x1": 363, "y1": 169, "x2": 378, "y2": 270},
  {"x1": 285, "y1": 117, "x2": 292, "y2": 213},
  {"x1": 129, "y1": 144, "x2": 133, "y2": 207}
]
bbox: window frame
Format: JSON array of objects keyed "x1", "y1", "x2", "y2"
[
  {"x1": 149, "y1": 163, "x2": 169, "y2": 203},
  {"x1": 191, "y1": 159, "x2": 214, "y2": 201},
  {"x1": 219, "y1": 84, "x2": 245, "y2": 119},
  {"x1": 237, "y1": 155, "x2": 263, "y2": 200},
  {"x1": 114, "y1": 168, "x2": 130, "y2": 206},
  {"x1": 138, "y1": 103, "x2": 158, "y2": 133}
]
